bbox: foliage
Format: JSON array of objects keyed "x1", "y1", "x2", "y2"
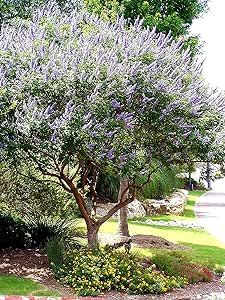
[
  {"x1": 0, "y1": 210, "x2": 29, "y2": 249},
  {"x1": 152, "y1": 251, "x2": 213, "y2": 283},
  {"x1": 84, "y1": 0, "x2": 208, "y2": 37},
  {"x1": 50, "y1": 247, "x2": 186, "y2": 295},
  {"x1": 182, "y1": 176, "x2": 207, "y2": 190},
  {"x1": 213, "y1": 264, "x2": 225, "y2": 276},
  {"x1": 0, "y1": 2, "x2": 223, "y2": 246},
  {"x1": 0, "y1": 275, "x2": 60, "y2": 296},
  {"x1": 98, "y1": 165, "x2": 185, "y2": 202},
  {"x1": 0, "y1": 207, "x2": 81, "y2": 249},
  {"x1": 0, "y1": 163, "x2": 81, "y2": 218},
  {"x1": 138, "y1": 166, "x2": 184, "y2": 199},
  {"x1": 96, "y1": 172, "x2": 119, "y2": 202},
  {"x1": 84, "y1": 0, "x2": 207, "y2": 58},
  {"x1": 24, "y1": 212, "x2": 81, "y2": 248},
  {"x1": 47, "y1": 235, "x2": 83, "y2": 271}
]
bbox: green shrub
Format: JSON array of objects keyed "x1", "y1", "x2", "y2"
[
  {"x1": 213, "y1": 264, "x2": 225, "y2": 276},
  {"x1": 0, "y1": 166, "x2": 81, "y2": 220},
  {"x1": 0, "y1": 211, "x2": 29, "y2": 249},
  {"x1": 50, "y1": 248, "x2": 186, "y2": 296},
  {"x1": 96, "y1": 173, "x2": 119, "y2": 202},
  {"x1": 152, "y1": 252, "x2": 213, "y2": 283},
  {"x1": 0, "y1": 207, "x2": 82, "y2": 250},
  {"x1": 47, "y1": 235, "x2": 82, "y2": 268}
]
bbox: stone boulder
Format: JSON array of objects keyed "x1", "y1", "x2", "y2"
[
  {"x1": 96, "y1": 199, "x2": 146, "y2": 219},
  {"x1": 142, "y1": 189, "x2": 189, "y2": 216}
]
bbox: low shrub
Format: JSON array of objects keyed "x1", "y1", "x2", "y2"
[
  {"x1": 152, "y1": 251, "x2": 213, "y2": 283},
  {"x1": 47, "y1": 235, "x2": 82, "y2": 268},
  {"x1": 21, "y1": 202, "x2": 84, "y2": 248},
  {"x1": 0, "y1": 211, "x2": 29, "y2": 249},
  {"x1": 0, "y1": 208, "x2": 82, "y2": 250},
  {"x1": 50, "y1": 248, "x2": 186, "y2": 296},
  {"x1": 138, "y1": 166, "x2": 184, "y2": 200},
  {"x1": 214, "y1": 264, "x2": 225, "y2": 276}
]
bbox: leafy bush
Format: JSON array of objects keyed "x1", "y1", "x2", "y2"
[
  {"x1": 96, "y1": 173, "x2": 119, "y2": 203},
  {"x1": 152, "y1": 252, "x2": 213, "y2": 283},
  {"x1": 0, "y1": 211, "x2": 29, "y2": 249},
  {"x1": 47, "y1": 235, "x2": 82, "y2": 267},
  {"x1": 182, "y1": 177, "x2": 207, "y2": 191},
  {"x1": 50, "y1": 248, "x2": 186, "y2": 295},
  {"x1": 214, "y1": 264, "x2": 225, "y2": 276},
  {"x1": 0, "y1": 207, "x2": 82, "y2": 250}
]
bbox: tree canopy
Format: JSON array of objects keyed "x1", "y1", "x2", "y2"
[{"x1": 84, "y1": 0, "x2": 208, "y2": 37}]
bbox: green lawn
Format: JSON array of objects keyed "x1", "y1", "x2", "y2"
[
  {"x1": 100, "y1": 219, "x2": 225, "y2": 266},
  {"x1": 0, "y1": 275, "x2": 60, "y2": 296}
]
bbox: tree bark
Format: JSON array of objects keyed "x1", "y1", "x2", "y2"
[
  {"x1": 87, "y1": 224, "x2": 99, "y2": 249},
  {"x1": 117, "y1": 178, "x2": 130, "y2": 238}
]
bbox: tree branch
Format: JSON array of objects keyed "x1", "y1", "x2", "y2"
[
  {"x1": 97, "y1": 188, "x2": 136, "y2": 226},
  {"x1": 61, "y1": 173, "x2": 95, "y2": 227}
]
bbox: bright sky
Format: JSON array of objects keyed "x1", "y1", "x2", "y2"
[{"x1": 191, "y1": 0, "x2": 225, "y2": 91}]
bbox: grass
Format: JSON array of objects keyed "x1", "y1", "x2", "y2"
[
  {"x1": 100, "y1": 219, "x2": 225, "y2": 266},
  {"x1": 0, "y1": 275, "x2": 60, "y2": 296}
]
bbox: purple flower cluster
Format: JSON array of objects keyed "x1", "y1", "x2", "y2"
[{"x1": 0, "y1": 2, "x2": 224, "y2": 174}]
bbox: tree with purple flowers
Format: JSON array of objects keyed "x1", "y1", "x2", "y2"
[{"x1": 0, "y1": 3, "x2": 224, "y2": 248}]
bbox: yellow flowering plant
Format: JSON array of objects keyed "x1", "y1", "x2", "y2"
[{"x1": 49, "y1": 247, "x2": 186, "y2": 296}]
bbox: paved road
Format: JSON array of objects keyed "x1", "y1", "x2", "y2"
[{"x1": 195, "y1": 178, "x2": 225, "y2": 245}]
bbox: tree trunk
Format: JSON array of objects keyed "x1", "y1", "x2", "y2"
[
  {"x1": 87, "y1": 224, "x2": 99, "y2": 249},
  {"x1": 206, "y1": 161, "x2": 212, "y2": 190},
  {"x1": 188, "y1": 169, "x2": 193, "y2": 191},
  {"x1": 117, "y1": 178, "x2": 130, "y2": 238}
]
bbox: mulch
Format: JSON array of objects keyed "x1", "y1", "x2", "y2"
[
  {"x1": 131, "y1": 234, "x2": 188, "y2": 250},
  {"x1": 0, "y1": 243, "x2": 224, "y2": 300}
]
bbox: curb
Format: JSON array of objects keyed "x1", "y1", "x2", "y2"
[{"x1": 0, "y1": 297, "x2": 107, "y2": 300}]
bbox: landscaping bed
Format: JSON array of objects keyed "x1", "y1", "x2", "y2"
[
  {"x1": 0, "y1": 249, "x2": 74, "y2": 296},
  {"x1": 0, "y1": 249, "x2": 224, "y2": 299},
  {"x1": 105, "y1": 276, "x2": 225, "y2": 299}
]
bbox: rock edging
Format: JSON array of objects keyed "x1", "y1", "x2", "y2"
[{"x1": 142, "y1": 189, "x2": 189, "y2": 216}]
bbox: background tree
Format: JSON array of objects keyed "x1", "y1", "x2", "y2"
[
  {"x1": 1, "y1": 3, "x2": 223, "y2": 248},
  {"x1": 84, "y1": 0, "x2": 208, "y2": 36}
]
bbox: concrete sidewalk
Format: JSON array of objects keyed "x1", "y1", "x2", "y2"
[{"x1": 195, "y1": 178, "x2": 225, "y2": 245}]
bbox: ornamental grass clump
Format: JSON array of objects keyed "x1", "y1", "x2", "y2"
[{"x1": 49, "y1": 247, "x2": 186, "y2": 296}]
